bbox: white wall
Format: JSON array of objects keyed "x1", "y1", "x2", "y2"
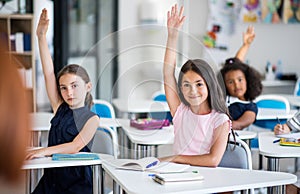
[
  {"x1": 118, "y1": 0, "x2": 178, "y2": 101},
  {"x1": 118, "y1": 0, "x2": 300, "y2": 100}
]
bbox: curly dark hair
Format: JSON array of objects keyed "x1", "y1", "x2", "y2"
[{"x1": 220, "y1": 57, "x2": 263, "y2": 101}]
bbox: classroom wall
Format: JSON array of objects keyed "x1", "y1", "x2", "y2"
[{"x1": 118, "y1": 0, "x2": 300, "y2": 100}]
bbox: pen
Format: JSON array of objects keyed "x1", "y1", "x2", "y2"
[
  {"x1": 146, "y1": 161, "x2": 158, "y2": 169},
  {"x1": 273, "y1": 139, "x2": 280, "y2": 143},
  {"x1": 277, "y1": 117, "x2": 282, "y2": 125}
]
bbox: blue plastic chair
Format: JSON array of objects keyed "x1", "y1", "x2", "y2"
[
  {"x1": 251, "y1": 95, "x2": 290, "y2": 148},
  {"x1": 91, "y1": 99, "x2": 119, "y2": 157},
  {"x1": 91, "y1": 99, "x2": 116, "y2": 119},
  {"x1": 151, "y1": 92, "x2": 173, "y2": 123}
]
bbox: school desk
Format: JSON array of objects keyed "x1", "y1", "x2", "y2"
[
  {"x1": 258, "y1": 131, "x2": 300, "y2": 193},
  {"x1": 116, "y1": 119, "x2": 258, "y2": 159},
  {"x1": 22, "y1": 153, "x2": 113, "y2": 194},
  {"x1": 112, "y1": 98, "x2": 169, "y2": 119},
  {"x1": 256, "y1": 108, "x2": 297, "y2": 120},
  {"x1": 102, "y1": 161, "x2": 297, "y2": 194},
  {"x1": 117, "y1": 119, "x2": 174, "y2": 159},
  {"x1": 281, "y1": 94, "x2": 300, "y2": 108},
  {"x1": 30, "y1": 112, "x2": 54, "y2": 147},
  {"x1": 258, "y1": 131, "x2": 300, "y2": 171}
]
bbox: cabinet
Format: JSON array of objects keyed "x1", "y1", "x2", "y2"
[{"x1": 0, "y1": 14, "x2": 36, "y2": 112}]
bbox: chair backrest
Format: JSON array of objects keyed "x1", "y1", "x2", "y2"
[
  {"x1": 294, "y1": 77, "x2": 300, "y2": 96},
  {"x1": 219, "y1": 138, "x2": 252, "y2": 170},
  {"x1": 254, "y1": 94, "x2": 290, "y2": 114},
  {"x1": 91, "y1": 126, "x2": 118, "y2": 159},
  {"x1": 151, "y1": 91, "x2": 173, "y2": 122},
  {"x1": 91, "y1": 99, "x2": 116, "y2": 119}
]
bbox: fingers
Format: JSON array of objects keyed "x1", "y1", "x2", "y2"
[{"x1": 169, "y1": 4, "x2": 184, "y2": 19}]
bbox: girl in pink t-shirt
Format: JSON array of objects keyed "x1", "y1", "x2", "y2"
[{"x1": 160, "y1": 4, "x2": 231, "y2": 167}]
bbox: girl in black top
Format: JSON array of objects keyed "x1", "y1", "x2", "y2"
[{"x1": 27, "y1": 9, "x2": 100, "y2": 194}]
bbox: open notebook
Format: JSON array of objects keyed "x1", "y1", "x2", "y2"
[{"x1": 107, "y1": 157, "x2": 190, "y2": 173}]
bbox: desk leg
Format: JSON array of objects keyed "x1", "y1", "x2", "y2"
[
  {"x1": 92, "y1": 165, "x2": 101, "y2": 194},
  {"x1": 267, "y1": 157, "x2": 281, "y2": 194},
  {"x1": 25, "y1": 170, "x2": 31, "y2": 194},
  {"x1": 267, "y1": 157, "x2": 280, "y2": 171}
]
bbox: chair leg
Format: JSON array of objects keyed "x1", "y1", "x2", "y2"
[{"x1": 259, "y1": 154, "x2": 263, "y2": 170}]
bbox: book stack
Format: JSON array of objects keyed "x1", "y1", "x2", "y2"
[
  {"x1": 152, "y1": 171, "x2": 204, "y2": 185},
  {"x1": 10, "y1": 32, "x2": 31, "y2": 52}
]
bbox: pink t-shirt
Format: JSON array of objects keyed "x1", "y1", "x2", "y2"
[{"x1": 172, "y1": 103, "x2": 231, "y2": 155}]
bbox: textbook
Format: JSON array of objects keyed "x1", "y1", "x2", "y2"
[
  {"x1": 52, "y1": 153, "x2": 100, "y2": 161},
  {"x1": 279, "y1": 137, "x2": 300, "y2": 147},
  {"x1": 152, "y1": 171, "x2": 204, "y2": 185},
  {"x1": 108, "y1": 157, "x2": 190, "y2": 172}
]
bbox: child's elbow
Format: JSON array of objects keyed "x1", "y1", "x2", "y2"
[{"x1": 208, "y1": 156, "x2": 222, "y2": 168}]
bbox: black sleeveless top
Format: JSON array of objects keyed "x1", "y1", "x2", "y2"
[{"x1": 32, "y1": 103, "x2": 97, "y2": 194}]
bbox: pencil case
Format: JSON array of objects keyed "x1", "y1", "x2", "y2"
[{"x1": 130, "y1": 118, "x2": 170, "y2": 130}]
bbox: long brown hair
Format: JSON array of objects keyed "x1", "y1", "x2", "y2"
[
  {"x1": 57, "y1": 64, "x2": 94, "y2": 108},
  {"x1": 0, "y1": 45, "x2": 30, "y2": 182},
  {"x1": 178, "y1": 59, "x2": 230, "y2": 116}
]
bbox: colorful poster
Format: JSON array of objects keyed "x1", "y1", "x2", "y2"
[
  {"x1": 283, "y1": 0, "x2": 300, "y2": 23},
  {"x1": 204, "y1": 0, "x2": 241, "y2": 50}
]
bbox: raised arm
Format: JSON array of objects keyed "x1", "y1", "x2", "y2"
[
  {"x1": 164, "y1": 4, "x2": 186, "y2": 116},
  {"x1": 235, "y1": 25, "x2": 255, "y2": 62},
  {"x1": 36, "y1": 9, "x2": 62, "y2": 113}
]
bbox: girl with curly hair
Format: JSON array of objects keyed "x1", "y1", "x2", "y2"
[{"x1": 220, "y1": 26, "x2": 263, "y2": 130}]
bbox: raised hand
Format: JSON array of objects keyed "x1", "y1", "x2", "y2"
[
  {"x1": 243, "y1": 25, "x2": 255, "y2": 46},
  {"x1": 167, "y1": 4, "x2": 186, "y2": 38},
  {"x1": 36, "y1": 8, "x2": 49, "y2": 38}
]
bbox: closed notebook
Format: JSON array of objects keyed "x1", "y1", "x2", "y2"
[
  {"x1": 52, "y1": 153, "x2": 100, "y2": 161},
  {"x1": 279, "y1": 137, "x2": 300, "y2": 147},
  {"x1": 153, "y1": 172, "x2": 204, "y2": 185}
]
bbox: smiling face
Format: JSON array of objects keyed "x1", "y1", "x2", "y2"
[
  {"x1": 224, "y1": 70, "x2": 247, "y2": 100},
  {"x1": 59, "y1": 73, "x2": 91, "y2": 109},
  {"x1": 181, "y1": 70, "x2": 209, "y2": 109}
]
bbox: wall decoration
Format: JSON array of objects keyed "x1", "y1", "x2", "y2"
[
  {"x1": 204, "y1": 0, "x2": 241, "y2": 50},
  {"x1": 261, "y1": 0, "x2": 283, "y2": 23},
  {"x1": 283, "y1": 0, "x2": 300, "y2": 23}
]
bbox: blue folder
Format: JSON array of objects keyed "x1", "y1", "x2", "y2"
[{"x1": 52, "y1": 153, "x2": 100, "y2": 161}]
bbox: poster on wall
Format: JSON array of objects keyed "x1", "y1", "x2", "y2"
[
  {"x1": 203, "y1": 0, "x2": 241, "y2": 50},
  {"x1": 238, "y1": 0, "x2": 300, "y2": 23},
  {"x1": 282, "y1": 0, "x2": 300, "y2": 23}
]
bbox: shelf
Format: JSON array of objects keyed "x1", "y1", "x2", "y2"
[{"x1": 0, "y1": 14, "x2": 36, "y2": 111}]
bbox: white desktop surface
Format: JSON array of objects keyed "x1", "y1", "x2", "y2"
[
  {"x1": 23, "y1": 153, "x2": 114, "y2": 170},
  {"x1": 258, "y1": 132, "x2": 300, "y2": 158},
  {"x1": 256, "y1": 108, "x2": 297, "y2": 120},
  {"x1": 234, "y1": 130, "x2": 257, "y2": 140},
  {"x1": 118, "y1": 119, "x2": 174, "y2": 145},
  {"x1": 100, "y1": 117, "x2": 125, "y2": 128},
  {"x1": 23, "y1": 153, "x2": 114, "y2": 194},
  {"x1": 112, "y1": 98, "x2": 170, "y2": 113},
  {"x1": 103, "y1": 162, "x2": 297, "y2": 194},
  {"x1": 281, "y1": 94, "x2": 300, "y2": 107},
  {"x1": 30, "y1": 112, "x2": 54, "y2": 131}
]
